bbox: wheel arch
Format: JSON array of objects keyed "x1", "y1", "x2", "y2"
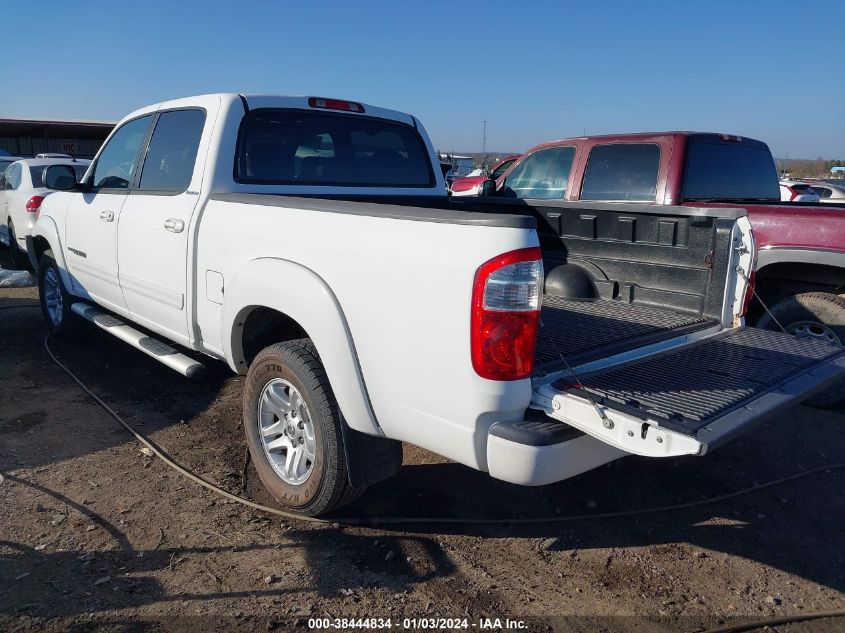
[
  {"x1": 756, "y1": 249, "x2": 845, "y2": 288},
  {"x1": 222, "y1": 257, "x2": 381, "y2": 436},
  {"x1": 29, "y1": 217, "x2": 74, "y2": 290}
]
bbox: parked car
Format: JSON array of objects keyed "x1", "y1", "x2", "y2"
[
  {"x1": 30, "y1": 96, "x2": 845, "y2": 516},
  {"x1": 35, "y1": 153, "x2": 74, "y2": 159},
  {"x1": 440, "y1": 153, "x2": 475, "y2": 187},
  {"x1": 450, "y1": 154, "x2": 521, "y2": 197},
  {"x1": 779, "y1": 180, "x2": 821, "y2": 202},
  {"x1": 0, "y1": 158, "x2": 90, "y2": 268},
  {"x1": 807, "y1": 181, "x2": 845, "y2": 203},
  {"x1": 485, "y1": 132, "x2": 845, "y2": 403}
]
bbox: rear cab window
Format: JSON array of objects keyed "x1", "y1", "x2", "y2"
[
  {"x1": 235, "y1": 109, "x2": 434, "y2": 188},
  {"x1": 683, "y1": 136, "x2": 780, "y2": 201},
  {"x1": 502, "y1": 146, "x2": 575, "y2": 199},
  {"x1": 580, "y1": 144, "x2": 660, "y2": 202}
]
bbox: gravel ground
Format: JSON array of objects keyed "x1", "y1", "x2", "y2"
[{"x1": 1, "y1": 257, "x2": 844, "y2": 632}]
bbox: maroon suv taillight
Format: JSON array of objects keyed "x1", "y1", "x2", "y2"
[
  {"x1": 471, "y1": 247, "x2": 543, "y2": 380},
  {"x1": 26, "y1": 195, "x2": 45, "y2": 214}
]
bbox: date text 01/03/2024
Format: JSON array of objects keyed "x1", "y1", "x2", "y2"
[{"x1": 307, "y1": 617, "x2": 528, "y2": 630}]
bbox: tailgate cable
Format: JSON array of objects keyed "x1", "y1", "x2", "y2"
[
  {"x1": 540, "y1": 317, "x2": 617, "y2": 430},
  {"x1": 736, "y1": 266, "x2": 787, "y2": 333}
]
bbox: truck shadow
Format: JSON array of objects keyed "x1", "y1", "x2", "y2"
[
  {"x1": 0, "y1": 294, "x2": 234, "y2": 475},
  {"x1": 348, "y1": 416, "x2": 845, "y2": 593}
]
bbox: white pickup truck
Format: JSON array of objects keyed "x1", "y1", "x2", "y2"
[{"x1": 28, "y1": 93, "x2": 845, "y2": 516}]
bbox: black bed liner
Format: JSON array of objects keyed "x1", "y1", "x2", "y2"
[
  {"x1": 534, "y1": 296, "x2": 717, "y2": 374},
  {"x1": 552, "y1": 327, "x2": 845, "y2": 440}
]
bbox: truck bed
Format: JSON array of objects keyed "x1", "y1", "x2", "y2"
[{"x1": 535, "y1": 296, "x2": 717, "y2": 374}]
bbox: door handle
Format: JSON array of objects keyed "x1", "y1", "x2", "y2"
[
  {"x1": 164, "y1": 218, "x2": 185, "y2": 233},
  {"x1": 99, "y1": 210, "x2": 114, "y2": 222}
]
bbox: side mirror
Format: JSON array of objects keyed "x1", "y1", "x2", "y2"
[
  {"x1": 44, "y1": 164, "x2": 77, "y2": 191},
  {"x1": 480, "y1": 179, "x2": 498, "y2": 197}
]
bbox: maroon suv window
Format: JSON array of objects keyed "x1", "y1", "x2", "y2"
[{"x1": 581, "y1": 144, "x2": 660, "y2": 202}]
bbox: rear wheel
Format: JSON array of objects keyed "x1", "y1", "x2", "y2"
[
  {"x1": 38, "y1": 249, "x2": 82, "y2": 339},
  {"x1": 7, "y1": 221, "x2": 28, "y2": 270},
  {"x1": 242, "y1": 340, "x2": 362, "y2": 516},
  {"x1": 757, "y1": 292, "x2": 845, "y2": 406}
]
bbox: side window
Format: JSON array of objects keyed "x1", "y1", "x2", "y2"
[
  {"x1": 139, "y1": 109, "x2": 206, "y2": 192},
  {"x1": 6, "y1": 164, "x2": 22, "y2": 190},
  {"x1": 92, "y1": 115, "x2": 153, "y2": 190},
  {"x1": 580, "y1": 144, "x2": 660, "y2": 202},
  {"x1": 503, "y1": 147, "x2": 575, "y2": 199}
]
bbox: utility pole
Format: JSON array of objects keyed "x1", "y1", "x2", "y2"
[{"x1": 482, "y1": 120, "x2": 487, "y2": 154}]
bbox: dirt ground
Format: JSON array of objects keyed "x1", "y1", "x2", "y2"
[{"x1": 1, "y1": 254, "x2": 844, "y2": 632}]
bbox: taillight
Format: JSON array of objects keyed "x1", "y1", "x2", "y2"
[
  {"x1": 471, "y1": 247, "x2": 543, "y2": 380},
  {"x1": 26, "y1": 195, "x2": 45, "y2": 214},
  {"x1": 308, "y1": 97, "x2": 365, "y2": 113}
]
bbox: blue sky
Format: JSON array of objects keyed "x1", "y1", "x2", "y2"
[{"x1": 5, "y1": 1, "x2": 843, "y2": 157}]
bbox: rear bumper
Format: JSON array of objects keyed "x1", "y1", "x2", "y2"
[
  {"x1": 449, "y1": 187, "x2": 480, "y2": 197},
  {"x1": 486, "y1": 419, "x2": 624, "y2": 486}
]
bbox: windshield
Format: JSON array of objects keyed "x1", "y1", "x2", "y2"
[{"x1": 683, "y1": 141, "x2": 780, "y2": 201}]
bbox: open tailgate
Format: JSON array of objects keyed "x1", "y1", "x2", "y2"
[{"x1": 534, "y1": 327, "x2": 845, "y2": 456}]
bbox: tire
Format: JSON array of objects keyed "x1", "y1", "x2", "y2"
[
  {"x1": 242, "y1": 339, "x2": 362, "y2": 516},
  {"x1": 37, "y1": 249, "x2": 82, "y2": 339},
  {"x1": 757, "y1": 292, "x2": 845, "y2": 407},
  {"x1": 7, "y1": 221, "x2": 29, "y2": 270}
]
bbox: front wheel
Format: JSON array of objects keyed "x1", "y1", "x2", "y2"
[
  {"x1": 757, "y1": 291, "x2": 845, "y2": 406},
  {"x1": 242, "y1": 340, "x2": 362, "y2": 516},
  {"x1": 38, "y1": 249, "x2": 82, "y2": 339}
]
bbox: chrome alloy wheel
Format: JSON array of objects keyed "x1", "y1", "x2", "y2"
[
  {"x1": 257, "y1": 378, "x2": 316, "y2": 485},
  {"x1": 43, "y1": 268, "x2": 63, "y2": 326},
  {"x1": 785, "y1": 320, "x2": 842, "y2": 346}
]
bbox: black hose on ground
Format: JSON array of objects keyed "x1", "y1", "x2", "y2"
[{"x1": 698, "y1": 609, "x2": 845, "y2": 633}]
